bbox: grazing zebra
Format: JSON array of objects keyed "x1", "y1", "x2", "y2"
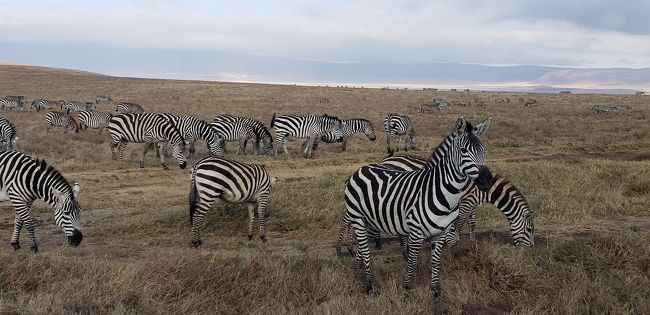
[
  {"x1": 45, "y1": 111, "x2": 79, "y2": 133},
  {"x1": 344, "y1": 117, "x2": 493, "y2": 294},
  {"x1": 63, "y1": 101, "x2": 95, "y2": 112},
  {"x1": 0, "y1": 97, "x2": 24, "y2": 111},
  {"x1": 306, "y1": 118, "x2": 376, "y2": 152},
  {"x1": 384, "y1": 113, "x2": 416, "y2": 154},
  {"x1": 78, "y1": 110, "x2": 113, "y2": 134},
  {"x1": 116, "y1": 102, "x2": 144, "y2": 114},
  {"x1": 189, "y1": 156, "x2": 278, "y2": 246},
  {"x1": 0, "y1": 151, "x2": 83, "y2": 252},
  {"x1": 0, "y1": 116, "x2": 17, "y2": 151},
  {"x1": 96, "y1": 95, "x2": 113, "y2": 103},
  {"x1": 270, "y1": 114, "x2": 343, "y2": 158},
  {"x1": 30, "y1": 99, "x2": 65, "y2": 112},
  {"x1": 211, "y1": 114, "x2": 274, "y2": 155},
  {"x1": 107, "y1": 113, "x2": 187, "y2": 170},
  {"x1": 158, "y1": 113, "x2": 225, "y2": 158}
]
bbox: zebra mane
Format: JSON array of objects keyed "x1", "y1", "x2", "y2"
[
  {"x1": 322, "y1": 114, "x2": 340, "y2": 120},
  {"x1": 35, "y1": 159, "x2": 73, "y2": 195}
]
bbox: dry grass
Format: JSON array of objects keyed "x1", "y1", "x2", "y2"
[{"x1": 0, "y1": 64, "x2": 649, "y2": 314}]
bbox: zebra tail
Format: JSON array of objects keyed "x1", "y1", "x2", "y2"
[
  {"x1": 188, "y1": 167, "x2": 199, "y2": 224},
  {"x1": 270, "y1": 113, "x2": 276, "y2": 128}
]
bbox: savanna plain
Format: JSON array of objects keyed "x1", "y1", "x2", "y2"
[{"x1": 0, "y1": 64, "x2": 649, "y2": 314}]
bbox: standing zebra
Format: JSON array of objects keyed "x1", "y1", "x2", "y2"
[
  {"x1": 158, "y1": 113, "x2": 225, "y2": 158},
  {"x1": 271, "y1": 114, "x2": 343, "y2": 158},
  {"x1": 0, "y1": 151, "x2": 83, "y2": 252},
  {"x1": 45, "y1": 111, "x2": 79, "y2": 133},
  {"x1": 116, "y1": 102, "x2": 144, "y2": 114},
  {"x1": 107, "y1": 113, "x2": 187, "y2": 170},
  {"x1": 211, "y1": 114, "x2": 274, "y2": 155},
  {"x1": 344, "y1": 117, "x2": 493, "y2": 294},
  {"x1": 189, "y1": 156, "x2": 278, "y2": 246},
  {"x1": 62, "y1": 101, "x2": 95, "y2": 112},
  {"x1": 78, "y1": 110, "x2": 113, "y2": 134},
  {"x1": 0, "y1": 97, "x2": 24, "y2": 111},
  {"x1": 384, "y1": 113, "x2": 416, "y2": 154},
  {"x1": 30, "y1": 99, "x2": 65, "y2": 112},
  {"x1": 306, "y1": 118, "x2": 376, "y2": 152},
  {"x1": 0, "y1": 116, "x2": 17, "y2": 151}
]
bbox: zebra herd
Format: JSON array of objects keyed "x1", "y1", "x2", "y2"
[{"x1": 0, "y1": 95, "x2": 536, "y2": 296}]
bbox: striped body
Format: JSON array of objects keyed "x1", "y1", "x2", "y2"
[
  {"x1": 63, "y1": 101, "x2": 95, "y2": 112},
  {"x1": 0, "y1": 97, "x2": 25, "y2": 111},
  {"x1": 96, "y1": 95, "x2": 113, "y2": 103},
  {"x1": 45, "y1": 111, "x2": 79, "y2": 133},
  {"x1": 0, "y1": 116, "x2": 17, "y2": 151},
  {"x1": 189, "y1": 156, "x2": 277, "y2": 246},
  {"x1": 107, "y1": 113, "x2": 187, "y2": 169},
  {"x1": 78, "y1": 110, "x2": 113, "y2": 134},
  {"x1": 0, "y1": 151, "x2": 83, "y2": 252},
  {"x1": 158, "y1": 113, "x2": 225, "y2": 158},
  {"x1": 116, "y1": 102, "x2": 144, "y2": 114},
  {"x1": 30, "y1": 99, "x2": 64, "y2": 112},
  {"x1": 384, "y1": 113, "x2": 416, "y2": 154},
  {"x1": 309, "y1": 118, "x2": 376, "y2": 152},
  {"x1": 211, "y1": 114, "x2": 273, "y2": 155},
  {"x1": 271, "y1": 114, "x2": 343, "y2": 158}
]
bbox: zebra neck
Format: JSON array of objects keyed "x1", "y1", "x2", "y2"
[
  {"x1": 434, "y1": 151, "x2": 469, "y2": 195},
  {"x1": 425, "y1": 133, "x2": 456, "y2": 169}
]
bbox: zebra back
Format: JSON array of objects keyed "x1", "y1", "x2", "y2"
[
  {"x1": 116, "y1": 102, "x2": 144, "y2": 114},
  {"x1": 78, "y1": 110, "x2": 112, "y2": 130},
  {"x1": 320, "y1": 118, "x2": 376, "y2": 143},
  {"x1": 45, "y1": 111, "x2": 79, "y2": 132}
]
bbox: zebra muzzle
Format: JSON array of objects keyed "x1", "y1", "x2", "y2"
[
  {"x1": 474, "y1": 166, "x2": 494, "y2": 192},
  {"x1": 68, "y1": 229, "x2": 83, "y2": 247}
]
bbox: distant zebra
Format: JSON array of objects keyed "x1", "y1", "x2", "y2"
[
  {"x1": 45, "y1": 111, "x2": 79, "y2": 133},
  {"x1": 63, "y1": 101, "x2": 95, "y2": 112},
  {"x1": 305, "y1": 118, "x2": 376, "y2": 152},
  {"x1": 158, "y1": 113, "x2": 225, "y2": 158},
  {"x1": 96, "y1": 95, "x2": 113, "y2": 103},
  {"x1": 0, "y1": 97, "x2": 24, "y2": 111},
  {"x1": 0, "y1": 151, "x2": 83, "y2": 252},
  {"x1": 78, "y1": 110, "x2": 113, "y2": 134},
  {"x1": 0, "y1": 116, "x2": 17, "y2": 151},
  {"x1": 343, "y1": 117, "x2": 493, "y2": 294},
  {"x1": 5, "y1": 95, "x2": 26, "y2": 103},
  {"x1": 116, "y1": 102, "x2": 144, "y2": 114},
  {"x1": 107, "y1": 113, "x2": 187, "y2": 170},
  {"x1": 30, "y1": 99, "x2": 65, "y2": 112},
  {"x1": 270, "y1": 114, "x2": 343, "y2": 158},
  {"x1": 384, "y1": 113, "x2": 416, "y2": 154},
  {"x1": 189, "y1": 156, "x2": 278, "y2": 247},
  {"x1": 211, "y1": 114, "x2": 274, "y2": 155}
]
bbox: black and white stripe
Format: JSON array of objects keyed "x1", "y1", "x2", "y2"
[
  {"x1": 211, "y1": 114, "x2": 274, "y2": 155},
  {"x1": 0, "y1": 116, "x2": 17, "y2": 151},
  {"x1": 270, "y1": 114, "x2": 343, "y2": 158},
  {"x1": 45, "y1": 111, "x2": 79, "y2": 133},
  {"x1": 78, "y1": 110, "x2": 113, "y2": 134},
  {"x1": 62, "y1": 101, "x2": 96, "y2": 112},
  {"x1": 107, "y1": 113, "x2": 187, "y2": 169},
  {"x1": 30, "y1": 99, "x2": 65, "y2": 112},
  {"x1": 343, "y1": 117, "x2": 492, "y2": 294},
  {"x1": 384, "y1": 113, "x2": 416, "y2": 154},
  {"x1": 0, "y1": 151, "x2": 83, "y2": 252},
  {"x1": 116, "y1": 102, "x2": 144, "y2": 114},
  {"x1": 0, "y1": 96, "x2": 25, "y2": 111},
  {"x1": 158, "y1": 113, "x2": 225, "y2": 158},
  {"x1": 307, "y1": 118, "x2": 376, "y2": 152},
  {"x1": 188, "y1": 156, "x2": 278, "y2": 247}
]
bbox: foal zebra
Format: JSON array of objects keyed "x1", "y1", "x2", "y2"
[
  {"x1": 189, "y1": 156, "x2": 278, "y2": 246},
  {"x1": 63, "y1": 101, "x2": 95, "y2": 112},
  {"x1": 0, "y1": 151, "x2": 83, "y2": 252},
  {"x1": 306, "y1": 118, "x2": 376, "y2": 152},
  {"x1": 344, "y1": 117, "x2": 493, "y2": 294},
  {"x1": 271, "y1": 114, "x2": 343, "y2": 158},
  {"x1": 0, "y1": 116, "x2": 17, "y2": 151},
  {"x1": 116, "y1": 102, "x2": 144, "y2": 114},
  {"x1": 78, "y1": 110, "x2": 113, "y2": 134},
  {"x1": 211, "y1": 114, "x2": 274, "y2": 155},
  {"x1": 30, "y1": 99, "x2": 64, "y2": 112},
  {"x1": 107, "y1": 113, "x2": 187, "y2": 170},
  {"x1": 384, "y1": 113, "x2": 416, "y2": 154},
  {"x1": 158, "y1": 113, "x2": 225, "y2": 158},
  {"x1": 45, "y1": 111, "x2": 79, "y2": 133}
]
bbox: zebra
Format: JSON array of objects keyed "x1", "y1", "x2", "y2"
[
  {"x1": 384, "y1": 113, "x2": 416, "y2": 154},
  {"x1": 0, "y1": 116, "x2": 17, "y2": 151},
  {"x1": 189, "y1": 156, "x2": 278, "y2": 247},
  {"x1": 270, "y1": 114, "x2": 343, "y2": 158},
  {"x1": 305, "y1": 118, "x2": 376, "y2": 152},
  {"x1": 63, "y1": 101, "x2": 95, "y2": 112},
  {"x1": 211, "y1": 114, "x2": 274, "y2": 155},
  {"x1": 0, "y1": 97, "x2": 25, "y2": 111},
  {"x1": 344, "y1": 117, "x2": 493, "y2": 294},
  {"x1": 45, "y1": 111, "x2": 79, "y2": 133},
  {"x1": 157, "y1": 113, "x2": 225, "y2": 158},
  {"x1": 107, "y1": 113, "x2": 187, "y2": 170},
  {"x1": 78, "y1": 110, "x2": 113, "y2": 134},
  {"x1": 30, "y1": 99, "x2": 65, "y2": 112},
  {"x1": 0, "y1": 151, "x2": 83, "y2": 252},
  {"x1": 96, "y1": 95, "x2": 113, "y2": 103},
  {"x1": 116, "y1": 102, "x2": 144, "y2": 114}
]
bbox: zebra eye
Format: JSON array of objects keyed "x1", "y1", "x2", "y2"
[{"x1": 460, "y1": 148, "x2": 469, "y2": 154}]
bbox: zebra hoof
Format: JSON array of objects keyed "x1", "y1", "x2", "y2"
[
  {"x1": 10, "y1": 242, "x2": 20, "y2": 250},
  {"x1": 374, "y1": 238, "x2": 383, "y2": 250},
  {"x1": 248, "y1": 234, "x2": 253, "y2": 241},
  {"x1": 191, "y1": 240, "x2": 202, "y2": 248},
  {"x1": 163, "y1": 165, "x2": 170, "y2": 170},
  {"x1": 335, "y1": 247, "x2": 342, "y2": 256},
  {"x1": 139, "y1": 163, "x2": 145, "y2": 168},
  {"x1": 260, "y1": 235, "x2": 267, "y2": 243},
  {"x1": 430, "y1": 286, "x2": 441, "y2": 298},
  {"x1": 365, "y1": 282, "x2": 374, "y2": 294},
  {"x1": 30, "y1": 244, "x2": 39, "y2": 253}
]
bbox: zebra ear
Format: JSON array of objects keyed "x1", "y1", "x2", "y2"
[
  {"x1": 473, "y1": 117, "x2": 492, "y2": 137},
  {"x1": 454, "y1": 117, "x2": 467, "y2": 135},
  {"x1": 270, "y1": 176, "x2": 279, "y2": 185},
  {"x1": 52, "y1": 188, "x2": 67, "y2": 201}
]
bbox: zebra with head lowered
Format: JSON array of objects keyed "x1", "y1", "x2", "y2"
[
  {"x1": 116, "y1": 102, "x2": 144, "y2": 114},
  {"x1": 0, "y1": 116, "x2": 17, "y2": 151},
  {"x1": 63, "y1": 101, "x2": 96, "y2": 112},
  {"x1": 305, "y1": 118, "x2": 376, "y2": 152},
  {"x1": 78, "y1": 110, "x2": 113, "y2": 134},
  {"x1": 384, "y1": 113, "x2": 416, "y2": 154},
  {"x1": 30, "y1": 99, "x2": 65, "y2": 112},
  {"x1": 0, "y1": 151, "x2": 83, "y2": 252},
  {"x1": 158, "y1": 113, "x2": 225, "y2": 158},
  {"x1": 45, "y1": 111, "x2": 79, "y2": 133},
  {"x1": 344, "y1": 117, "x2": 493, "y2": 294},
  {"x1": 107, "y1": 113, "x2": 187, "y2": 170},
  {"x1": 271, "y1": 114, "x2": 343, "y2": 158},
  {"x1": 211, "y1": 114, "x2": 274, "y2": 155},
  {"x1": 0, "y1": 96, "x2": 25, "y2": 111},
  {"x1": 189, "y1": 156, "x2": 278, "y2": 247}
]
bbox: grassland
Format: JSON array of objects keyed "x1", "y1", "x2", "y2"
[{"x1": 0, "y1": 64, "x2": 648, "y2": 314}]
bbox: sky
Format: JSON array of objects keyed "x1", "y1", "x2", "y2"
[{"x1": 0, "y1": 0, "x2": 649, "y2": 76}]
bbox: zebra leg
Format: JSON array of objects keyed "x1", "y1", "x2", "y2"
[
  {"x1": 10, "y1": 216, "x2": 23, "y2": 250},
  {"x1": 341, "y1": 137, "x2": 348, "y2": 152},
  {"x1": 386, "y1": 133, "x2": 393, "y2": 154},
  {"x1": 247, "y1": 203, "x2": 256, "y2": 240},
  {"x1": 11, "y1": 197, "x2": 38, "y2": 252},
  {"x1": 110, "y1": 141, "x2": 120, "y2": 160},
  {"x1": 352, "y1": 222, "x2": 374, "y2": 293},
  {"x1": 367, "y1": 225, "x2": 382, "y2": 250},
  {"x1": 188, "y1": 140, "x2": 196, "y2": 158},
  {"x1": 396, "y1": 137, "x2": 402, "y2": 152},
  {"x1": 242, "y1": 139, "x2": 249, "y2": 154},
  {"x1": 237, "y1": 138, "x2": 246, "y2": 155},
  {"x1": 303, "y1": 137, "x2": 317, "y2": 158},
  {"x1": 117, "y1": 141, "x2": 127, "y2": 160},
  {"x1": 468, "y1": 210, "x2": 477, "y2": 242},
  {"x1": 141, "y1": 143, "x2": 153, "y2": 168},
  {"x1": 336, "y1": 213, "x2": 352, "y2": 256},
  {"x1": 429, "y1": 235, "x2": 445, "y2": 296},
  {"x1": 257, "y1": 196, "x2": 268, "y2": 242},
  {"x1": 402, "y1": 235, "x2": 424, "y2": 291}
]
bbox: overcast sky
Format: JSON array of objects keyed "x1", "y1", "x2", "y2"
[{"x1": 0, "y1": 0, "x2": 649, "y2": 69}]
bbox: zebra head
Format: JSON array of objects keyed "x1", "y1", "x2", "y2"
[
  {"x1": 52, "y1": 188, "x2": 83, "y2": 247},
  {"x1": 407, "y1": 128, "x2": 416, "y2": 149},
  {"x1": 513, "y1": 211, "x2": 536, "y2": 246},
  {"x1": 203, "y1": 123, "x2": 225, "y2": 157},
  {"x1": 162, "y1": 121, "x2": 187, "y2": 169},
  {"x1": 260, "y1": 136, "x2": 274, "y2": 155},
  {"x1": 452, "y1": 117, "x2": 493, "y2": 191},
  {"x1": 363, "y1": 120, "x2": 377, "y2": 141}
]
